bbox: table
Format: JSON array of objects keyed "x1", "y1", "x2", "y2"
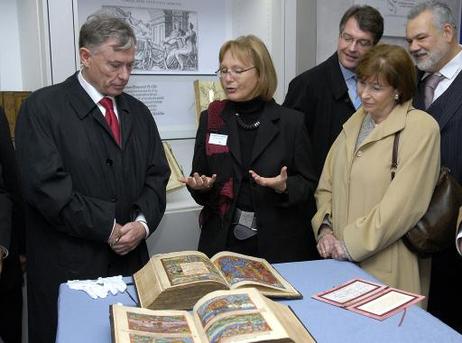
[{"x1": 56, "y1": 259, "x2": 462, "y2": 342}]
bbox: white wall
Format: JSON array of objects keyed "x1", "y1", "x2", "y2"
[
  {"x1": 17, "y1": 0, "x2": 50, "y2": 91},
  {"x1": 0, "y1": 1, "x2": 23, "y2": 90}
]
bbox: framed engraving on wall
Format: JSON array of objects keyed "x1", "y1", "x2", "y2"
[
  {"x1": 73, "y1": 0, "x2": 228, "y2": 139},
  {"x1": 73, "y1": 0, "x2": 226, "y2": 75}
]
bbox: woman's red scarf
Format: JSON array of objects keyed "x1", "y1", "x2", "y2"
[{"x1": 206, "y1": 100, "x2": 234, "y2": 217}]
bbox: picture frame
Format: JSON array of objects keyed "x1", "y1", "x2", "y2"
[
  {"x1": 72, "y1": 0, "x2": 228, "y2": 139},
  {"x1": 73, "y1": 0, "x2": 226, "y2": 75}
]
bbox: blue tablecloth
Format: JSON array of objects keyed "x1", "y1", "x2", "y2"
[{"x1": 56, "y1": 259, "x2": 462, "y2": 342}]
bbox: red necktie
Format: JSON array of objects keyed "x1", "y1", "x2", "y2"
[{"x1": 99, "y1": 97, "x2": 121, "y2": 145}]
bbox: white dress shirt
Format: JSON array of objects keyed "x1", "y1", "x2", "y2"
[{"x1": 423, "y1": 47, "x2": 462, "y2": 103}]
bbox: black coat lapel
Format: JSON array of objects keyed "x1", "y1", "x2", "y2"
[
  {"x1": 413, "y1": 69, "x2": 426, "y2": 110},
  {"x1": 65, "y1": 73, "x2": 123, "y2": 148},
  {"x1": 327, "y1": 53, "x2": 350, "y2": 102},
  {"x1": 115, "y1": 94, "x2": 133, "y2": 150},
  {"x1": 427, "y1": 71, "x2": 462, "y2": 130},
  {"x1": 221, "y1": 104, "x2": 242, "y2": 166},
  {"x1": 250, "y1": 102, "x2": 279, "y2": 165},
  {"x1": 65, "y1": 74, "x2": 100, "y2": 122}
]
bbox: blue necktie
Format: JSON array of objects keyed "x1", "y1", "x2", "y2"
[{"x1": 350, "y1": 76, "x2": 361, "y2": 110}]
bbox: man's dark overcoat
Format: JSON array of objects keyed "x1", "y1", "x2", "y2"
[
  {"x1": 283, "y1": 52, "x2": 356, "y2": 177},
  {"x1": 15, "y1": 73, "x2": 170, "y2": 342},
  {"x1": 0, "y1": 106, "x2": 24, "y2": 343}
]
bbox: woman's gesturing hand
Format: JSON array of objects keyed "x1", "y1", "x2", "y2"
[
  {"x1": 249, "y1": 166, "x2": 288, "y2": 193},
  {"x1": 179, "y1": 172, "x2": 217, "y2": 191}
]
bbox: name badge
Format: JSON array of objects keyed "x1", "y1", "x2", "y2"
[{"x1": 208, "y1": 133, "x2": 228, "y2": 146}]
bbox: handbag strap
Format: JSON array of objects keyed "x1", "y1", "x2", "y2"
[{"x1": 391, "y1": 132, "x2": 401, "y2": 180}]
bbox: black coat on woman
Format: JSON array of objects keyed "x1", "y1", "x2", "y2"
[{"x1": 189, "y1": 99, "x2": 318, "y2": 263}]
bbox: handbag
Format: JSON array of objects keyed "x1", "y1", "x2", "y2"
[{"x1": 391, "y1": 132, "x2": 462, "y2": 257}]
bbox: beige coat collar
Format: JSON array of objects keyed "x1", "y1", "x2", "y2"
[{"x1": 343, "y1": 100, "x2": 414, "y2": 154}]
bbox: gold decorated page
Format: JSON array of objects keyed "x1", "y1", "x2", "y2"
[
  {"x1": 211, "y1": 251, "x2": 300, "y2": 296},
  {"x1": 192, "y1": 288, "x2": 288, "y2": 343},
  {"x1": 111, "y1": 304, "x2": 202, "y2": 343},
  {"x1": 193, "y1": 80, "x2": 226, "y2": 125},
  {"x1": 154, "y1": 251, "x2": 227, "y2": 288}
]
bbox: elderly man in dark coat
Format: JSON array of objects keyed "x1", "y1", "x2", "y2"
[{"x1": 15, "y1": 13, "x2": 170, "y2": 343}]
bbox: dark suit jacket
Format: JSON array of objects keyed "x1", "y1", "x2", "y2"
[
  {"x1": 0, "y1": 161, "x2": 12, "y2": 257},
  {"x1": 414, "y1": 68, "x2": 462, "y2": 332},
  {"x1": 0, "y1": 106, "x2": 23, "y2": 291},
  {"x1": 414, "y1": 70, "x2": 462, "y2": 183},
  {"x1": 283, "y1": 52, "x2": 356, "y2": 177},
  {"x1": 189, "y1": 100, "x2": 318, "y2": 263},
  {"x1": 0, "y1": 106, "x2": 24, "y2": 343},
  {"x1": 15, "y1": 73, "x2": 170, "y2": 342}
]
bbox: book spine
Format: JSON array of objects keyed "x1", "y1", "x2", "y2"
[{"x1": 109, "y1": 304, "x2": 117, "y2": 343}]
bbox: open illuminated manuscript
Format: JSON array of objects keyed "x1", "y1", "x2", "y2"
[
  {"x1": 110, "y1": 288, "x2": 314, "y2": 343},
  {"x1": 133, "y1": 251, "x2": 301, "y2": 310}
]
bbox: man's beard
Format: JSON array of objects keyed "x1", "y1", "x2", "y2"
[{"x1": 413, "y1": 42, "x2": 450, "y2": 72}]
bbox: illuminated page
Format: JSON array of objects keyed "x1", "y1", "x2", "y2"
[
  {"x1": 110, "y1": 304, "x2": 202, "y2": 343},
  {"x1": 211, "y1": 251, "x2": 300, "y2": 297},
  {"x1": 154, "y1": 251, "x2": 226, "y2": 287},
  {"x1": 347, "y1": 288, "x2": 425, "y2": 320},
  {"x1": 312, "y1": 279, "x2": 386, "y2": 307},
  {"x1": 192, "y1": 288, "x2": 288, "y2": 343}
]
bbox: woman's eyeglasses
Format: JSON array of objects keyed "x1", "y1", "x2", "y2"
[{"x1": 215, "y1": 66, "x2": 256, "y2": 78}]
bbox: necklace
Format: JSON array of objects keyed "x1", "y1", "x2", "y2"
[{"x1": 234, "y1": 113, "x2": 261, "y2": 130}]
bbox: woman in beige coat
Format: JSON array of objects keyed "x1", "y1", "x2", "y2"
[{"x1": 312, "y1": 44, "x2": 440, "y2": 299}]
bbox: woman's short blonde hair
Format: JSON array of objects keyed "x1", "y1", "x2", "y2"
[
  {"x1": 218, "y1": 35, "x2": 277, "y2": 101},
  {"x1": 356, "y1": 44, "x2": 416, "y2": 104}
]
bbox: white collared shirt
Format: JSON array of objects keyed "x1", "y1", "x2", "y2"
[
  {"x1": 77, "y1": 71, "x2": 119, "y2": 120},
  {"x1": 0, "y1": 245, "x2": 8, "y2": 258},
  {"x1": 423, "y1": 47, "x2": 462, "y2": 102},
  {"x1": 457, "y1": 230, "x2": 462, "y2": 256}
]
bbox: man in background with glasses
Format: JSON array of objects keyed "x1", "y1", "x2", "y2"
[{"x1": 284, "y1": 5, "x2": 383, "y2": 178}]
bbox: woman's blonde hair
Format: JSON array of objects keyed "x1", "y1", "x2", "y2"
[{"x1": 218, "y1": 35, "x2": 277, "y2": 101}]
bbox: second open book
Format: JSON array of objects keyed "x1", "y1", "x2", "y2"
[
  {"x1": 312, "y1": 278, "x2": 425, "y2": 320},
  {"x1": 111, "y1": 288, "x2": 314, "y2": 343},
  {"x1": 134, "y1": 251, "x2": 301, "y2": 310}
]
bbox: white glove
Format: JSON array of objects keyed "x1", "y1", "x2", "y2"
[
  {"x1": 67, "y1": 280, "x2": 105, "y2": 299},
  {"x1": 99, "y1": 275, "x2": 127, "y2": 296},
  {"x1": 67, "y1": 275, "x2": 126, "y2": 299}
]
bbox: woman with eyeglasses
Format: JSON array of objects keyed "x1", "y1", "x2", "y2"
[
  {"x1": 180, "y1": 35, "x2": 318, "y2": 263},
  {"x1": 313, "y1": 44, "x2": 440, "y2": 302}
]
